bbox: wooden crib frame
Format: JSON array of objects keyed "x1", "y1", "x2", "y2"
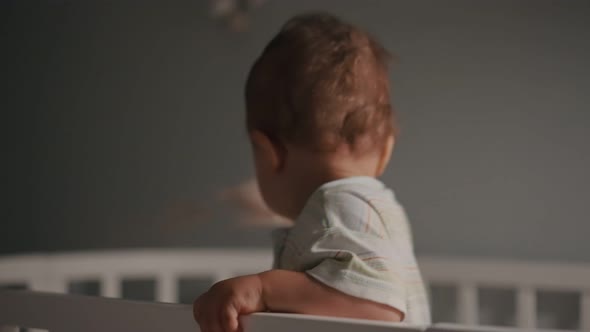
[{"x1": 0, "y1": 249, "x2": 589, "y2": 331}]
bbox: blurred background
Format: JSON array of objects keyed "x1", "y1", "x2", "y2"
[
  {"x1": 2, "y1": 0, "x2": 589, "y2": 260},
  {"x1": 1, "y1": 1, "x2": 590, "y2": 329}
]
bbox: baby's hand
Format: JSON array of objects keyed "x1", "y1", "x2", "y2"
[{"x1": 193, "y1": 274, "x2": 266, "y2": 332}]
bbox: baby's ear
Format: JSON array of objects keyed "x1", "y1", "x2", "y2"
[
  {"x1": 376, "y1": 134, "x2": 395, "y2": 176},
  {"x1": 249, "y1": 130, "x2": 286, "y2": 173}
]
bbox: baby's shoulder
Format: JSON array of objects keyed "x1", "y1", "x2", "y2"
[
  {"x1": 317, "y1": 181, "x2": 409, "y2": 238},
  {"x1": 319, "y1": 180, "x2": 398, "y2": 214},
  {"x1": 319, "y1": 187, "x2": 400, "y2": 234}
]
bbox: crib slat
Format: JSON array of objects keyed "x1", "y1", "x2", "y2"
[
  {"x1": 582, "y1": 291, "x2": 590, "y2": 331},
  {"x1": 102, "y1": 274, "x2": 120, "y2": 298},
  {"x1": 30, "y1": 276, "x2": 66, "y2": 293},
  {"x1": 457, "y1": 283, "x2": 478, "y2": 325},
  {"x1": 156, "y1": 273, "x2": 177, "y2": 303},
  {"x1": 515, "y1": 286, "x2": 536, "y2": 328}
]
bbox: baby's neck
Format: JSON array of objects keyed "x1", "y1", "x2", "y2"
[{"x1": 282, "y1": 148, "x2": 382, "y2": 220}]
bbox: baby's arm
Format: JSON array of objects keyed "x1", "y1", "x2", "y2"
[
  {"x1": 193, "y1": 270, "x2": 402, "y2": 332},
  {"x1": 260, "y1": 269, "x2": 403, "y2": 320}
]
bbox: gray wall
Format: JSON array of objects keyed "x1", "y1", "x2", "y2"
[{"x1": 2, "y1": 0, "x2": 589, "y2": 261}]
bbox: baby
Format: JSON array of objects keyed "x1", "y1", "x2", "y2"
[{"x1": 193, "y1": 12, "x2": 431, "y2": 332}]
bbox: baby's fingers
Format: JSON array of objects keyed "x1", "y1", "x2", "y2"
[
  {"x1": 221, "y1": 305, "x2": 239, "y2": 332},
  {"x1": 193, "y1": 294, "x2": 222, "y2": 332},
  {"x1": 203, "y1": 302, "x2": 224, "y2": 332}
]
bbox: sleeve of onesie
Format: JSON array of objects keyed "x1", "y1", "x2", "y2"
[{"x1": 304, "y1": 190, "x2": 408, "y2": 316}]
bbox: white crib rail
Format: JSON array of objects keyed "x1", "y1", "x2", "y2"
[
  {"x1": 0, "y1": 289, "x2": 194, "y2": 332},
  {"x1": 1, "y1": 250, "x2": 589, "y2": 330},
  {"x1": 0, "y1": 249, "x2": 272, "y2": 296},
  {"x1": 0, "y1": 290, "x2": 575, "y2": 332},
  {"x1": 419, "y1": 257, "x2": 590, "y2": 329},
  {"x1": 0, "y1": 289, "x2": 423, "y2": 332}
]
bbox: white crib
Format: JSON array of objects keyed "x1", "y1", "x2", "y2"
[{"x1": 1, "y1": 249, "x2": 589, "y2": 331}]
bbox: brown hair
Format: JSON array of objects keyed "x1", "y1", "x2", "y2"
[{"x1": 245, "y1": 13, "x2": 396, "y2": 152}]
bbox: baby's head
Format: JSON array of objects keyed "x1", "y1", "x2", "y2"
[{"x1": 245, "y1": 13, "x2": 397, "y2": 218}]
